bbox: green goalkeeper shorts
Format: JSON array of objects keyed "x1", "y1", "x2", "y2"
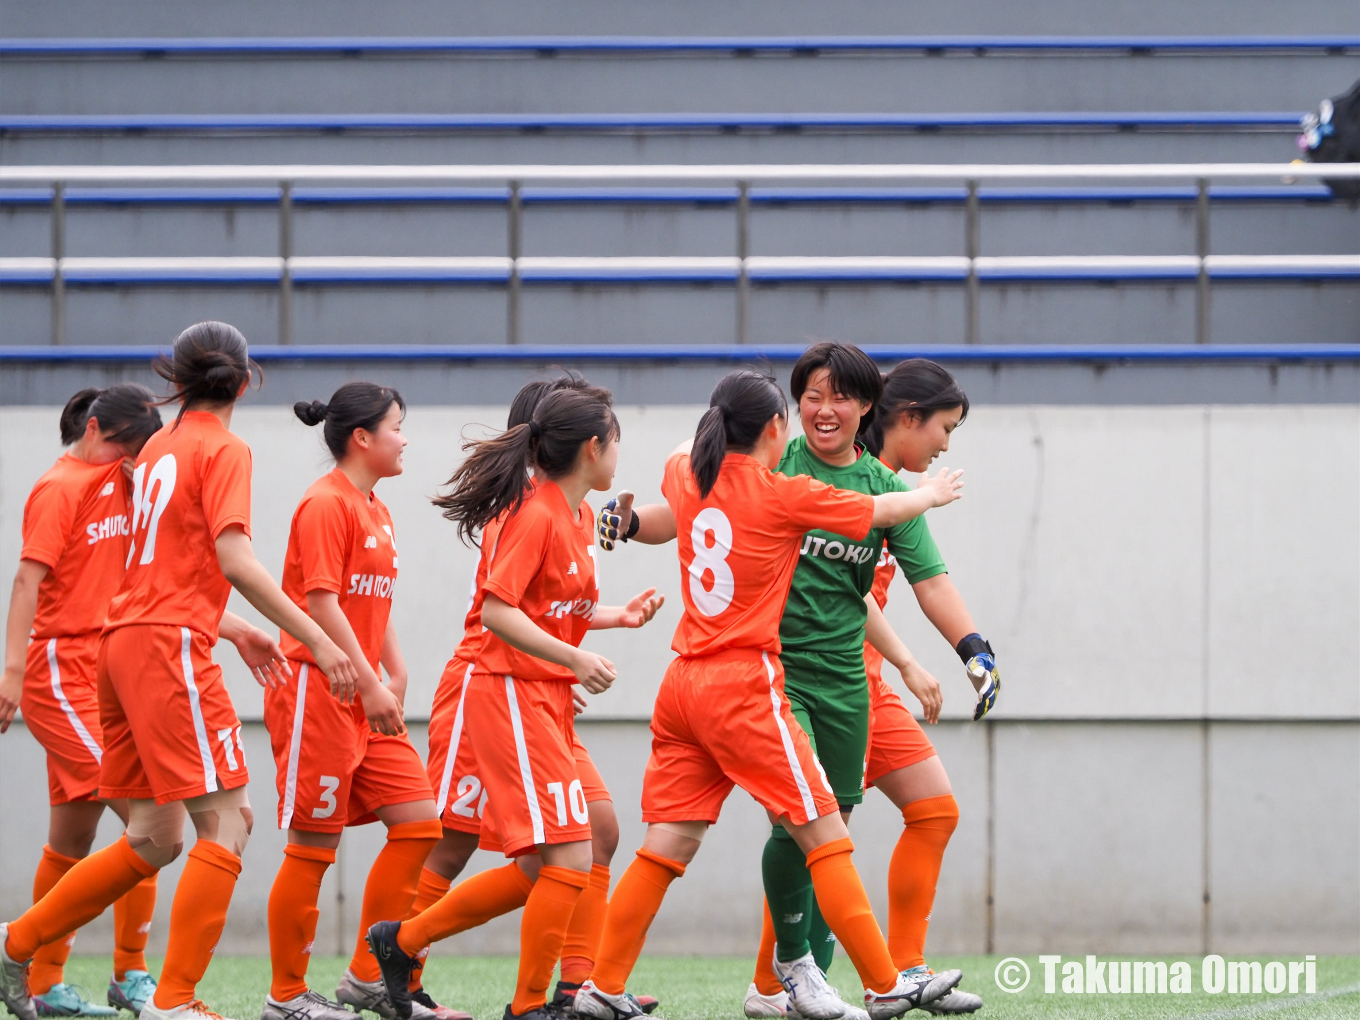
[{"x1": 780, "y1": 647, "x2": 871, "y2": 808}]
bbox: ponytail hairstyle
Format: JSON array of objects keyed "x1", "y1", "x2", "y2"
[
  {"x1": 434, "y1": 386, "x2": 620, "y2": 545},
  {"x1": 691, "y1": 369, "x2": 788, "y2": 498},
  {"x1": 59, "y1": 384, "x2": 162, "y2": 451},
  {"x1": 152, "y1": 320, "x2": 260, "y2": 425},
  {"x1": 294, "y1": 382, "x2": 406, "y2": 460},
  {"x1": 507, "y1": 369, "x2": 613, "y2": 430},
  {"x1": 859, "y1": 358, "x2": 969, "y2": 458},
  {"x1": 789, "y1": 341, "x2": 884, "y2": 435}
]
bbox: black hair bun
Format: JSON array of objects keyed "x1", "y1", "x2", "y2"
[{"x1": 293, "y1": 400, "x2": 329, "y2": 426}]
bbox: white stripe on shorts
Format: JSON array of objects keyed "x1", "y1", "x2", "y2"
[
  {"x1": 435, "y1": 661, "x2": 475, "y2": 814},
  {"x1": 763, "y1": 651, "x2": 819, "y2": 823},
  {"x1": 45, "y1": 638, "x2": 102, "y2": 764},
  {"x1": 503, "y1": 675, "x2": 545, "y2": 845},
  {"x1": 179, "y1": 626, "x2": 217, "y2": 794},
  {"x1": 280, "y1": 662, "x2": 310, "y2": 829}
]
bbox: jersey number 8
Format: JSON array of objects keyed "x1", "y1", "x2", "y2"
[{"x1": 687, "y1": 507, "x2": 735, "y2": 617}]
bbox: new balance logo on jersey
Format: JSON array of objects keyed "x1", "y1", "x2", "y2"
[
  {"x1": 364, "y1": 535, "x2": 378, "y2": 548},
  {"x1": 567, "y1": 561, "x2": 578, "y2": 575},
  {"x1": 99, "y1": 481, "x2": 115, "y2": 497},
  {"x1": 348, "y1": 573, "x2": 396, "y2": 598},
  {"x1": 798, "y1": 534, "x2": 877, "y2": 564},
  {"x1": 86, "y1": 514, "x2": 130, "y2": 545},
  {"x1": 546, "y1": 598, "x2": 597, "y2": 620}
]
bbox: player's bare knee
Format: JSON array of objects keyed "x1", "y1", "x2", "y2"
[
  {"x1": 126, "y1": 799, "x2": 188, "y2": 865},
  {"x1": 588, "y1": 802, "x2": 620, "y2": 864}
]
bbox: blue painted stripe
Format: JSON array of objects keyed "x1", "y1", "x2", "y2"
[
  {"x1": 0, "y1": 111, "x2": 1308, "y2": 132},
  {"x1": 1, "y1": 35, "x2": 1358, "y2": 57},
  {"x1": 4, "y1": 343, "x2": 1360, "y2": 363}
]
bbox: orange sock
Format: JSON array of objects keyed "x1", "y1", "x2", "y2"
[
  {"x1": 396, "y1": 863, "x2": 533, "y2": 955},
  {"x1": 751, "y1": 900, "x2": 781, "y2": 996},
  {"x1": 348, "y1": 819, "x2": 441, "y2": 982},
  {"x1": 806, "y1": 839, "x2": 897, "y2": 994},
  {"x1": 5, "y1": 837, "x2": 156, "y2": 965},
  {"x1": 153, "y1": 841, "x2": 241, "y2": 1010},
  {"x1": 268, "y1": 844, "x2": 335, "y2": 1002},
  {"x1": 510, "y1": 865, "x2": 588, "y2": 1015},
  {"x1": 112, "y1": 874, "x2": 158, "y2": 981},
  {"x1": 591, "y1": 850, "x2": 686, "y2": 996},
  {"x1": 406, "y1": 867, "x2": 452, "y2": 992},
  {"x1": 559, "y1": 863, "x2": 610, "y2": 986},
  {"x1": 887, "y1": 795, "x2": 958, "y2": 970},
  {"x1": 28, "y1": 847, "x2": 80, "y2": 995}
]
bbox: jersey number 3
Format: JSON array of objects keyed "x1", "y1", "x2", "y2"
[
  {"x1": 687, "y1": 507, "x2": 734, "y2": 616},
  {"x1": 127, "y1": 454, "x2": 178, "y2": 568}
]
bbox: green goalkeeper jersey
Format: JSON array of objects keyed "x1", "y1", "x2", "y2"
[{"x1": 777, "y1": 434, "x2": 947, "y2": 658}]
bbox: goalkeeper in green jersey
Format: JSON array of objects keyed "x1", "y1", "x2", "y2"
[{"x1": 744, "y1": 344, "x2": 996, "y2": 1019}]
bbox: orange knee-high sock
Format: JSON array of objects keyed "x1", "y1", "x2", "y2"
[
  {"x1": 590, "y1": 850, "x2": 686, "y2": 996},
  {"x1": 510, "y1": 865, "x2": 588, "y2": 1015},
  {"x1": 396, "y1": 863, "x2": 533, "y2": 956},
  {"x1": 267, "y1": 844, "x2": 335, "y2": 1002},
  {"x1": 751, "y1": 900, "x2": 781, "y2": 996},
  {"x1": 28, "y1": 847, "x2": 80, "y2": 995},
  {"x1": 153, "y1": 841, "x2": 242, "y2": 1010},
  {"x1": 806, "y1": 839, "x2": 898, "y2": 995},
  {"x1": 887, "y1": 795, "x2": 959, "y2": 970},
  {"x1": 558, "y1": 864, "x2": 610, "y2": 986},
  {"x1": 348, "y1": 819, "x2": 441, "y2": 982},
  {"x1": 5, "y1": 837, "x2": 157, "y2": 965},
  {"x1": 112, "y1": 874, "x2": 158, "y2": 981},
  {"x1": 406, "y1": 867, "x2": 452, "y2": 992}
]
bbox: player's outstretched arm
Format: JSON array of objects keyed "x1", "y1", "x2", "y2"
[
  {"x1": 0, "y1": 559, "x2": 46, "y2": 732},
  {"x1": 590, "y1": 588, "x2": 666, "y2": 629},
  {"x1": 864, "y1": 594, "x2": 942, "y2": 724},
  {"x1": 482, "y1": 593, "x2": 617, "y2": 693},
  {"x1": 870, "y1": 466, "x2": 964, "y2": 529},
  {"x1": 910, "y1": 574, "x2": 1000, "y2": 721},
  {"x1": 597, "y1": 490, "x2": 677, "y2": 549},
  {"x1": 218, "y1": 610, "x2": 292, "y2": 691},
  {"x1": 214, "y1": 524, "x2": 360, "y2": 700}
]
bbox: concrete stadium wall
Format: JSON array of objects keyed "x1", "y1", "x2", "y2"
[{"x1": 0, "y1": 401, "x2": 1356, "y2": 956}]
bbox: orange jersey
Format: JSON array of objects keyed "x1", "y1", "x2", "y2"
[
  {"x1": 662, "y1": 451, "x2": 874, "y2": 658},
  {"x1": 280, "y1": 469, "x2": 398, "y2": 670},
  {"x1": 869, "y1": 544, "x2": 897, "y2": 611},
  {"x1": 474, "y1": 481, "x2": 597, "y2": 683},
  {"x1": 21, "y1": 455, "x2": 131, "y2": 638},
  {"x1": 104, "y1": 411, "x2": 252, "y2": 643},
  {"x1": 452, "y1": 512, "x2": 506, "y2": 665}
]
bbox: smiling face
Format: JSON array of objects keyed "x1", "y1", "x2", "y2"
[
  {"x1": 350, "y1": 401, "x2": 407, "y2": 478},
  {"x1": 881, "y1": 404, "x2": 964, "y2": 473},
  {"x1": 798, "y1": 367, "x2": 872, "y2": 464},
  {"x1": 582, "y1": 433, "x2": 620, "y2": 492}
]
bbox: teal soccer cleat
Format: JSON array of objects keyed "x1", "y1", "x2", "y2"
[
  {"x1": 106, "y1": 972, "x2": 157, "y2": 1017},
  {"x1": 33, "y1": 984, "x2": 118, "y2": 1017}
]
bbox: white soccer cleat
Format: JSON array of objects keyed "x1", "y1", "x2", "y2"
[
  {"x1": 571, "y1": 980, "x2": 647, "y2": 1020},
  {"x1": 334, "y1": 972, "x2": 434, "y2": 1020},
  {"x1": 918, "y1": 987, "x2": 982, "y2": 1016},
  {"x1": 743, "y1": 983, "x2": 789, "y2": 1018},
  {"x1": 139, "y1": 1000, "x2": 240, "y2": 1020},
  {"x1": 863, "y1": 970, "x2": 963, "y2": 1019},
  {"x1": 772, "y1": 954, "x2": 846, "y2": 1020},
  {"x1": 261, "y1": 991, "x2": 355, "y2": 1020},
  {"x1": 0, "y1": 924, "x2": 37, "y2": 1020}
]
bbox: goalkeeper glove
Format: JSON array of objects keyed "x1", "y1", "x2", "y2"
[
  {"x1": 956, "y1": 633, "x2": 1000, "y2": 721},
  {"x1": 596, "y1": 497, "x2": 639, "y2": 551}
]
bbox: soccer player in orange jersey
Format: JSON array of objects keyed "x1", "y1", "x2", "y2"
[
  {"x1": 365, "y1": 386, "x2": 662, "y2": 1020},
  {"x1": 0, "y1": 386, "x2": 163, "y2": 1018},
  {"x1": 413, "y1": 376, "x2": 659, "y2": 1017},
  {"x1": 0, "y1": 322, "x2": 361, "y2": 1020},
  {"x1": 259, "y1": 383, "x2": 445, "y2": 1020},
  {"x1": 577, "y1": 370, "x2": 967, "y2": 1020}
]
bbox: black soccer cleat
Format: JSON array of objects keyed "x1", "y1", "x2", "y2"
[{"x1": 364, "y1": 920, "x2": 416, "y2": 1020}]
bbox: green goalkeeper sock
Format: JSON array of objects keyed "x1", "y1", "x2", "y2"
[
  {"x1": 762, "y1": 825, "x2": 815, "y2": 963},
  {"x1": 808, "y1": 894, "x2": 837, "y2": 972}
]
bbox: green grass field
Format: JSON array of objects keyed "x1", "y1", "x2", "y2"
[{"x1": 59, "y1": 955, "x2": 1360, "y2": 1020}]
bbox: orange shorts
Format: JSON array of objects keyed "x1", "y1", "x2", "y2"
[
  {"x1": 98, "y1": 624, "x2": 249, "y2": 804},
  {"x1": 264, "y1": 660, "x2": 433, "y2": 833},
  {"x1": 642, "y1": 649, "x2": 838, "y2": 827},
  {"x1": 464, "y1": 673, "x2": 594, "y2": 857},
  {"x1": 864, "y1": 646, "x2": 936, "y2": 787},
  {"x1": 21, "y1": 634, "x2": 104, "y2": 805}
]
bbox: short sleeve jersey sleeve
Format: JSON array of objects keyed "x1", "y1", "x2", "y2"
[
  {"x1": 880, "y1": 472, "x2": 947, "y2": 584},
  {"x1": 21, "y1": 475, "x2": 80, "y2": 569},
  {"x1": 201, "y1": 439, "x2": 252, "y2": 540},
  {"x1": 771, "y1": 471, "x2": 875, "y2": 542},
  {"x1": 293, "y1": 493, "x2": 352, "y2": 595},
  {"x1": 481, "y1": 503, "x2": 552, "y2": 610}
]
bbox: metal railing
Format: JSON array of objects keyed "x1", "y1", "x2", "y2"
[{"x1": 3, "y1": 162, "x2": 1358, "y2": 347}]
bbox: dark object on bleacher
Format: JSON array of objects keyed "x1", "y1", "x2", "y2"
[{"x1": 1299, "y1": 78, "x2": 1360, "y2": 201}]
